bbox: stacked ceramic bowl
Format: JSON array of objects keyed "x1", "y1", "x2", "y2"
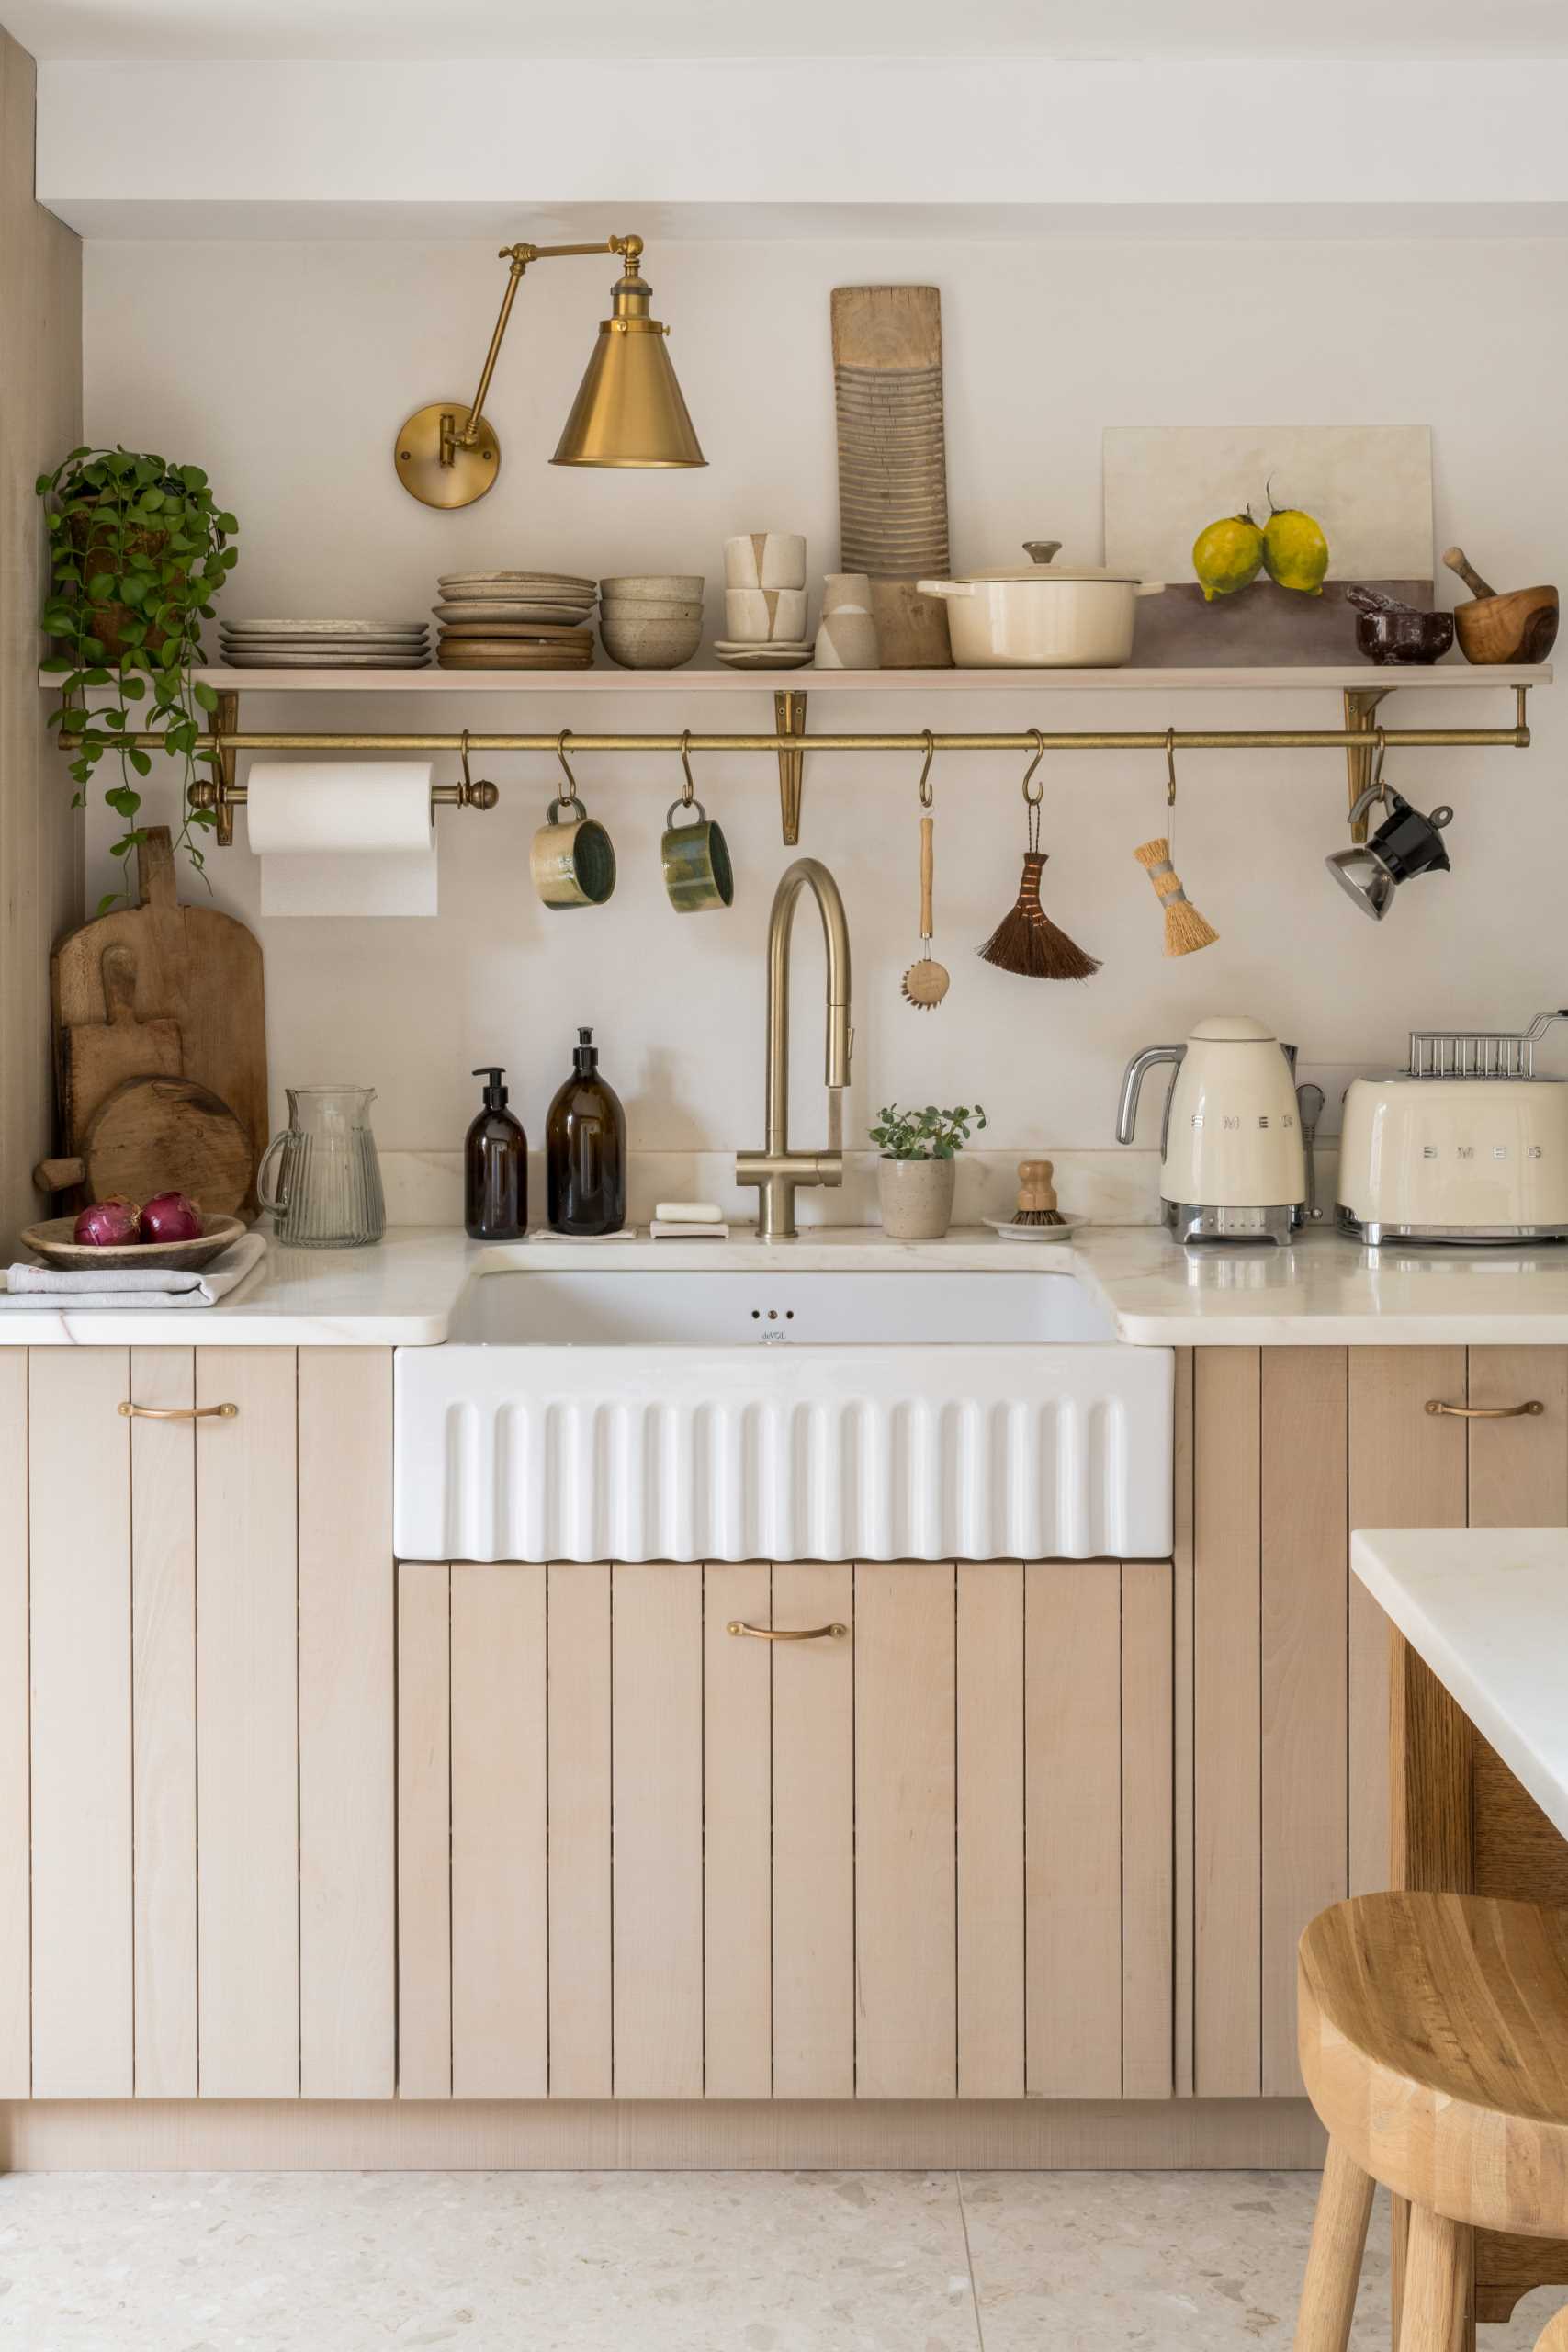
[
  {"x1": 598, "y1": 575, "x2": 704, "y2": 669},
  {"x1": 220, "y1": 618, "x2": 430, "y2": 669},
  {"x1": 433, "y1": 571, "x2": 597, "y2": 669},
  {"x1": 716, "y1": 532, "x2": 812, "y2": 669}
]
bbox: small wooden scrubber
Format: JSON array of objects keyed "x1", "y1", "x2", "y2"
[
  {"x1": 1012, "y1": 1159, "x2": 1066, "y2": 1227},
  {"x1": 1134, "y1": 836, "x2": 1218, "y2": 956}
]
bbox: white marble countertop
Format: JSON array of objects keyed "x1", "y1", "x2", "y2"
[
  {"x1": 1352, "y1": 1527, "x2": 1568, "y2": 1843},
  {"x1": 9, "y1": 1220, "x2": 1568, "y2": 1346}
]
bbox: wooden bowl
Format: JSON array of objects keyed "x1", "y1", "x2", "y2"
[
  {"x1": 1454, "y1": 583, "x2": 1559, "y2": 665},
  {"x1": 18, "y1": 1212, "x2": 247, "y2": 1273}
]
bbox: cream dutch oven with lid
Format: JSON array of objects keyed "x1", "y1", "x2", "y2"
[{"x1": 918, "y1": 539, "x2": 1165, "y2": 668}]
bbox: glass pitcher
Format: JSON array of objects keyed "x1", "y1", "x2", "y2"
[{"x1": 256, "y1": 1086, "x2": 385, "y2": 1249}]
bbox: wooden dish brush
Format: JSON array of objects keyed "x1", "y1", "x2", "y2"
[{"x1": 1012, "y1": 1159, "x2": 1066, "y2": 1226}]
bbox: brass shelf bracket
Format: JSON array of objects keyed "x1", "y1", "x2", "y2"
[
  {"x1": 1343, "y1": 684, "x2": 1391, "y2": 843},
  {"x1": 775, "y1": 689, "x2": 807, "y2": 844}
]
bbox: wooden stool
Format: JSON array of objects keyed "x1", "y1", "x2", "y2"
[{"x1": 1294, "y1": 1892, "x2": 1568, "y2": 2349}]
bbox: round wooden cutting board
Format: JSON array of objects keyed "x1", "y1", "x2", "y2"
[{"x1": 75, "y1": 1075, "x2": 253, "y2": 1220}]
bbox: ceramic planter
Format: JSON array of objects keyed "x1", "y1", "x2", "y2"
[{"x1": 876, "y1": 1155, "x2": 955, "y2": 1240}]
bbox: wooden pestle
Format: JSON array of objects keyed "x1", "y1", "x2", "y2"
[{"x1": 1443, "y1": 546, "x2": 1498, "y2": 603}]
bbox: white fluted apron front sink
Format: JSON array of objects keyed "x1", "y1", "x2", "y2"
[{"x1": 394, "y1": 1268, "x2": 1172, "y2": 1563}]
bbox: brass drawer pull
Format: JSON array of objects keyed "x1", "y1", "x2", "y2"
[
  {"x1": 727, "y1": 1620, "x2": 847, "y2": 1642},
  {"x1": 1425, "y1": 1397, "x2": 1544, "y2": 1419},
  {"x1": 118, "y1": 1400, "x2": 239, "y2": 1421}
]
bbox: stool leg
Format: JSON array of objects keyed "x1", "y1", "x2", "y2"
[
  {"x1": 1295, "y1": 2138, "x2": 1375, "y2": 2350},
  {"x1": 1401, "y1": 2204, "x2": 1473, "y2": 2352}
]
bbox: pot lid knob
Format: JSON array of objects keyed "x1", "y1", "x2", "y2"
[{"x1": 1022, "y1": 539, "x2": 1062, "y2": 567}]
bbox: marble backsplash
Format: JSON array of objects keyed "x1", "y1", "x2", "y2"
[{"x1": 380, "y1": 1144, "x2": 1342, "y2": 1229}]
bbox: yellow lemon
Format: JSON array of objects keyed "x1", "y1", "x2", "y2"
[
  {"x1": 1192, "y1": 514, "x2": 1264, "y2": 602},
  {"x1": 1262, "y1": 503, "x2": 1329, "y2": 596}
]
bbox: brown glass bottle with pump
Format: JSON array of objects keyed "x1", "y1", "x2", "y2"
[
  {"x1": 546, "y1": 1028, "x2": 626, "y2": 1236},
  {"x1": 465, "y1": 1066, "x2": 527, "y2": 1240}
]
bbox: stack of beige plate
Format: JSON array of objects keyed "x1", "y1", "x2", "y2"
[
  {"x1": 220, "y1": 619, "x2": 429, "y2": 668},
  {"x1": 434, "y1": 571, "x2": 597, "y2": 669}
]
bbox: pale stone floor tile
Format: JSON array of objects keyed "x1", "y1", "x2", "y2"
[
  {"x1": 0, "y1": 2167, "x2": 980, "y2": 2352},
  {"x1": 958, "y1": 2169, "x2": 1568, "y2": 2349}
]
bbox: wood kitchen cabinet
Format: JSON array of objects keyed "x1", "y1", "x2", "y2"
[
  {"x1": 396, "y1": 1555, "x2": 1175, "y2": 2101},
  {"x1": 0, "y1": 1345, "x2": 394, "y2": 2102},
  {"x1": 1189, "y1": 1342, "x2": 1568, "y2": 2102}
]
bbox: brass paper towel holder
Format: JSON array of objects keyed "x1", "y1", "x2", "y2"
[{"x1": 393, "y1": 232, "x2": 706, "y2": 508}]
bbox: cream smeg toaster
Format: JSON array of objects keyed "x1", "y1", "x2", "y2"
[{"x1": 1338, "y1": 1012, "x2": 1568, "y2": 1244}]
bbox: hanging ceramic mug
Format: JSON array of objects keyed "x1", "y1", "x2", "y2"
[
  {"x1": 531, "y1": 733, "x2": 616, "y2": 910},
  {"x1": 661, "y1": 734, "x2": 733, "y2": 912}
]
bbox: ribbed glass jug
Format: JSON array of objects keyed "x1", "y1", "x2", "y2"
[{"x1": 256, "y1": 1085, "x2": 385, "y2": 1249}]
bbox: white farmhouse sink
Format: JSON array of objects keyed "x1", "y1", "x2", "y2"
[{"x1": 395, "y1": 1267, "x2": 1172, "y2": 1565}]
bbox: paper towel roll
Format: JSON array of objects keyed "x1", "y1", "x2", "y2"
[{"x1": 246, "y1": 762, "x2": 434, "y2": 855}]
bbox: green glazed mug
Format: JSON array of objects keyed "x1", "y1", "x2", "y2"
[
  {"x1": 661, "y1": 797, "x2": 734, "y2": 913},
  {"x1": 532, "y1": 794, "x2": 617, "y2": 910}
]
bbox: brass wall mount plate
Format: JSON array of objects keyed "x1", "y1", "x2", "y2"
[{"x1": 394, "y1": 402, "x2": 501, "y2": 509}]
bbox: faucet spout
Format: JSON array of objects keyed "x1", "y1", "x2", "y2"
[{"x1": 737, "y1": 857, "x2": 853, "y2": 1241}]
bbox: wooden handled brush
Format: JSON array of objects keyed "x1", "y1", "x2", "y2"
[
  {"x1": 901, "y1": 815, "x2": 950, "y2": 1008},
  {"x1": 1012, "y1": 1159, "x2": 1066, "y2": 1227}
]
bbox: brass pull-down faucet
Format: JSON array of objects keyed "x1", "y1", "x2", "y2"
[{"x1": 736, "y1": 859, "x2": 853, "y2": 1242}]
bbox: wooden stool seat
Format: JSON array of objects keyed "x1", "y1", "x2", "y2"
[{"x1": 1299, "y1": 1891, "x2": 1568, "y2": 2240}]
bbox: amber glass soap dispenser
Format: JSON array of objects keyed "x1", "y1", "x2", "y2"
[
  {"x1": 465, "y1": 1066, "x2": 527, "y2": 1240},
  {"x1": 547, "y1": 1028, "x2": 626, "y2": 1236}
]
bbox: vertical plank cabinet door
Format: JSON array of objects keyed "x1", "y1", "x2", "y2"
[
  {"x1": 1171, "y1": 1349, "x2": 1197, "y2": 2099},
  {"x1": 771, "y1": 1561, "x2": 854, "y2": 2099},
  {"x1": 1260, "y1": 1350, "x2": 1348, "y2": 2098},
  {"x1": 704, "y1": 1563, "x2": 773, "y2": 2098},
  {"x1": 28, "y1": 1348, "x2": 133, "y2": 2097},
  {"x1": 1468, "y1": 1347, "x2": 1568, "y2": 1529},
  {"x1": 396, "y1": 1562, "x2": 451, "y2": 2099},
  {"x1": 855, "y1": 1561, "x2": 957, "y2": 2098},
  {"x1": 130, "y1": 1348, "x2": 197, "y2": 2098},
  {"x1": 547, "y1": 1562, "x2": 612, "y2": 2099},
  {"x1": 299, "y1": 1350, "x2": 395, "y2": 2098},
  {"x1": 196, "y1": 1349, "x2": 299, "y2": 2098},
  {"x1": 0, "y1": 1351, "x2": 28, "y2": 2096},
  {"x1": 957, "y1": 1559, "x2": 1025, "y2": 2099},
  {"x1": 1192, "y1": 1349, "x2": 1262, "y2": 2099},
  {"x1": 1025, "y1": 1559, "x2": 1122, "y2": 2098},
  {"x1": 1122, "y1": 1558, "x2": 1176, "y2": 2101},
  {"x1": 613, "y1": 1564, "x2": 704, "y2": 2098},
  {"x1": 1347, "y1": 1348, "x2": 1466, "y2": 1897},
  {"x1": 450, "y1": 1564, "x2": 547, "y2": 2098}
]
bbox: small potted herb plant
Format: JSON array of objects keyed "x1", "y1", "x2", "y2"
[{"x1": 869, "y1": 1102, "x2": 987, "y2": 1240}]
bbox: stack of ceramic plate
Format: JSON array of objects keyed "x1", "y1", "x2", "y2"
[
  {"x1": 434, "y1": 571, "x2": 597, "y2": 669},
  {"x1": 714, "y1": 641, "x2": 815, "y2": 670},
  {"x1": 220, "y1": 618, "x2": 430, "y2": 669}
]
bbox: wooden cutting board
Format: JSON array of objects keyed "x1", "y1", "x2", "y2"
[
  {"x1": 52, "y1": 828, "x2": 267, "y2": 1214},
  {"x1": 831, "y1": 285, "x2": 953, "y2": 668},
  {"x1": 37, "y1": 1076, "x2": 253, "y2": 1219},
  {"x1": 60, "y1": 944, "x2": 183, "y2": 1144}
]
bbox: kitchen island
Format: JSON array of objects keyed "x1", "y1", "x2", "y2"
[{"x1": 1353, "y1": 1528, "x2": 1568, "y2": 2336}]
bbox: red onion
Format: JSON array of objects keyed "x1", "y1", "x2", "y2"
[
  {"x1": 73, "y1": 1196, "x2": 141, "y2": 1247},
  {"x1": 139, "y1": 1191, "x2": 204, "y2": 1244}
]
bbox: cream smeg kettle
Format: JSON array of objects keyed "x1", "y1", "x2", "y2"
[{"x1": 1117, "y1": 1014, "x2": 1307, "y2": 1244}]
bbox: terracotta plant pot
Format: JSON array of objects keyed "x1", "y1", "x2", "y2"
[
  {"x1": 876, "y1": 1156, "x2": 955, "y2": 1240},
  {"x1": 64, "y1": 507, "x2": 174, "y2": 661}
]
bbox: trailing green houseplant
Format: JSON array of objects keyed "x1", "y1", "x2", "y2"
[
  {"x1": 870, "y1": 1102, "x2": 987, "y2": 1240},
  {"x1": 37, "y1": 446, "x2": 239, "y2": 910}
]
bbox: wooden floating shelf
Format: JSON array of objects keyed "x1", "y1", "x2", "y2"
[{"x1": 163, "y1": 662, "x2": 1553, "y2": 695}]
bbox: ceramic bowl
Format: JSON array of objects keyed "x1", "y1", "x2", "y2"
[
  {"x1": 600, "y1": 596, "x2": 702, "y2": 623},
  {"x1": 19, "y1": 1211, "x2": 247, "y2": 1273},
  {"x1": 599, "y1": 574, "x2": 704, "y2": 603},
  {"x1": 599, "y1": 612, "x2": 703, "y2": 669}
]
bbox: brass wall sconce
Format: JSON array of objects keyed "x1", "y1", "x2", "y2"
[{"x1": 394, "y1": 232, "x2": 705, "y2": 508}]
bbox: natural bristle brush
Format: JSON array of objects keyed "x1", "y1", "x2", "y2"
[
  {"x1": 1011, "y1": 1159, "x2": 1066, "y2": 1227},
  {"x1": 977, "y1": 729, "x2": 1100, "y2": 981},
  {"x1": 1134, "y1": 729, "x2": 1217, "y2": 956},
  {"x1": 901, "y1": 737, "x2": 950, "y2": 1010}
]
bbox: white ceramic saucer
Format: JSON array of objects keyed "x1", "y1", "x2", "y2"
[{"x1": 983, "y1": 1214, "x2": 1087, "y2": 1241}]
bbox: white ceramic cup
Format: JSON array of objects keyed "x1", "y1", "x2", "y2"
[
  {"x1": 814, "y1": 609, "x2": 880, "y2": 670},
  {"x1": 723, "y1": 532, "x2": 807, "y2": 592},
  {"x1": 821, "y1": 571, "x2": 874, "y2": 616},
  {"x1": 725, "y1": 585, "x2": 808, "y2": 643}
]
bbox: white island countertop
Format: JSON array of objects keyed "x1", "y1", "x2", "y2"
[
  {"x1": 11, "y1": 1220, "x2": 1568, "y2": 1345},
  {"x1": 1353, "y1": 1528, "x2": 1568, "y2": 1844}
]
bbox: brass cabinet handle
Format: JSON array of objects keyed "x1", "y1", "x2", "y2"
[
  {"x1": 727, "y1": 1620, "x2": 847, "y2": 1642},
  {"x1": 1425, "y1": 1398, "x2": 1544, "y2": 1419},
  {"x1": 118, "y1": 1400, "x2": 239, "y2": 1421}
]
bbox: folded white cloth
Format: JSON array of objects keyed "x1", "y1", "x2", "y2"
[{"x1": 1, "y1": 1230, "x2": 268, "y2": 1309}]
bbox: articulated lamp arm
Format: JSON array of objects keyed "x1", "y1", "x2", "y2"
[{"x1": 448, "y1": 235, "x2": 646, "y2": 456}]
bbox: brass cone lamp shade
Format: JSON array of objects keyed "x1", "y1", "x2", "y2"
[{"x1": 552, "y1": 267, "x2": 705, "y2": 469}]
